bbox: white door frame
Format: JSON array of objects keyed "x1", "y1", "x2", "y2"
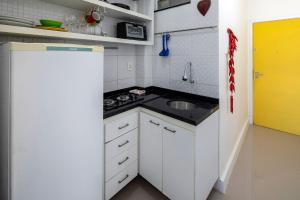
[{"x1": 247, "y1": 15, "x2": 300, "y2": 124}]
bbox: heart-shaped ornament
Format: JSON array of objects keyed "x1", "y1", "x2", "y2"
[{"x1": 197, "y1": 0, "x2": 211, "y2": 16}]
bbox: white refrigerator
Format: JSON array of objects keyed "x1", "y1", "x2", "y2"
[{"x1": 0, "y1": 42, "x2": 104, "y2": 200}]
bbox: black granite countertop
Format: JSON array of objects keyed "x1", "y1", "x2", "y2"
[{"x1": 104, "y1": 86, "x2": 219, "y2": 126}]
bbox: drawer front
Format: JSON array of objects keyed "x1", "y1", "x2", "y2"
[
  {"x1": 105, "y1": 129, "x2": 137, "y2": 162},
  {"x1": 105, "y1": 160, "x2": 138, "y2": 200},
  {"x1": 105, "y1": 145, "x2": 137, "y2": 182},
  {"x1": 105, "y1": 113, "x2": 138, "y2": 143}
]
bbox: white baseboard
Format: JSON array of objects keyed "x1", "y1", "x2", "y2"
[{"x1": 214, "y1": 120, "x2": 249, "y2": 193}]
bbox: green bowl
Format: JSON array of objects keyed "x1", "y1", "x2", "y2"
[{"x1": 40, "y1": 19, "x2": 63, "y2": 28}]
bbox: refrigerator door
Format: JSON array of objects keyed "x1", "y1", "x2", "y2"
[{"x1": 10, "y1": 44, "x2": 103, "y2": 200}]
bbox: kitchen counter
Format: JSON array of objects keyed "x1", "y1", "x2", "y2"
[{"x1": 104, "y1": 86, "x2": 219, "y2": 126}]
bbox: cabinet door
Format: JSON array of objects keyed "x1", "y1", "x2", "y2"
[
  {"x1": 162, "y1": 122, "x2": 194, "y2": 200},
  {"x1": 139, "y1": 113, "x2": 163, "y2": 191}
]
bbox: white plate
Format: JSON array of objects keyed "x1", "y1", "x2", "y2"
[
  {"x1": 0, "y1": 20, "x2": 33, "y2": 28},
  {"x1": 0, "y1": 15, "x2": 34, "y2": 25}
]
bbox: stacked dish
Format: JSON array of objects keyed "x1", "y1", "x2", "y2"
[
  {"x1": 35, "y1": 19, "x2": 67, "y2": 32},
  {"x1": 0, "y1": 15, "x2": 34, "y2": 27}
]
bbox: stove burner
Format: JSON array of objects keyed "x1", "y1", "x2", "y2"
[
  {"x1": 104, "y1": 99, "x2": 116, "y2": 106},
  {"x1": 117, "y1": 95, "x2": 130, "y2": 102},
  {"x1": 104, "y1": 92, "x2": 144, "y2": 112}
]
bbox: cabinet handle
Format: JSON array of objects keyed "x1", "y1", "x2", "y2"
[
  {"x1": 118, "y1": 174, "x2": 129, "y2": 184},
  {"x1": 118, "y1": 123, "x2": 129, "y2": 130},
  {"x1": 118, "y1": 156, "x2": 129, "y2": 165},
  {"x1": 164, "y1": 127, "x2": 176, "y2": 133},
  {"x1": 118, "y1": 140, "x2": 129, "y2": 148},
  {"x1": 149, "y1": 120, "x2": 160, "y2": 126}
]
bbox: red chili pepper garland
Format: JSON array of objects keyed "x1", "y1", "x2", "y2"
[{"x1": 227, "y1": 28, "x2": 238, "y2": 113}]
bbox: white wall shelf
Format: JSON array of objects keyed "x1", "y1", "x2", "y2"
[
  {"x1": 43, "y1": 0, "x2": 153, "y2": 22},
  {"x1": 0, "y1": 24, "x2": 153, "y2": 46}
]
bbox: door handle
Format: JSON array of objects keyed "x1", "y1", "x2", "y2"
[
  {"x1": 118, "y1": 156, "x2": 129, "y2": 165},
  {"x1": 149, "y1": 120, "x2": 160, "y2": 126},
  {"x1": 255, "y1": 71, "x2": 264, "y2": 79},
  {"x1": 164, "y1": 127, "x2": 176, "y2": 133},
  {"x1": 118, "y1": 140, "x2": 129, "y2": 148},
  {"x1": 118, "y1": 123, "x2": 129, "y2": 130},
  {"x1": 118, "y1": 174, "x2": 129, "y2": 184}
]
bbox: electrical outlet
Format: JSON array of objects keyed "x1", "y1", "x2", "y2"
[{"x1": 127, "y1": 63, "x2": 133, "y2": 71}]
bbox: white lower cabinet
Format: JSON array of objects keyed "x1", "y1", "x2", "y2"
[
  {"x1": 104, "y1": 112, "x2": 139, "y2": 200},
  {"x1": 105, "y1": 109, "x2": 219, "y2": 200},
  {"x1": 139, "y1": 110, "x2": 219, "y2": 200},
  {"x1": 140, "y1": 113, "x2": 194, "y2": 200},
  {"x1": 139, "y1": 113, "x2": 163, "y2": 191},
  {"x1": 162, "y1": 123, "x2": 194, "y2": 200}
]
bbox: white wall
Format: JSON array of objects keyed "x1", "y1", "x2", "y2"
[
  {"x1": 217, "y1": 0, "x2": 249, "y2": 193},
  {"x1": 248, "y1": 0, "x2": 300, "y2": 22}
]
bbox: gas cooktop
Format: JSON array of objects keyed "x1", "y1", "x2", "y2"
[{"x1": 104, "y1": 93, "x2": 144, "y2": 111}]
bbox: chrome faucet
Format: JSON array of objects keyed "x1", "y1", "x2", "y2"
[{"x1": 182, "y1": 62, "x2": 195, "y2": 84}]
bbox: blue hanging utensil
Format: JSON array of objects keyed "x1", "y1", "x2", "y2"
[
  {"x1": 159, "y1": 33, "x2": 166, "y2": 56},
  {"x1": 164, "y1": 33, "x2": 170, "y2": 56}
]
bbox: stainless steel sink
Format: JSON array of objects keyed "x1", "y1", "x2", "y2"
[{"x1": 167, "y1": 100, "x2": 198, "y2": 111}]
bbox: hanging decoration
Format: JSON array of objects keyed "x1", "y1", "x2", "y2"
[
  {"x1": 197, "y1": 0, "x2": 211, "y2": 16},
  {"x1": 227, "y1": 28, "x2": 238, "y2": 113}
]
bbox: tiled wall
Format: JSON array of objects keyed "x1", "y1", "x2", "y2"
[
  {"x1": 0, "y1": 0, "x2": 138, "y2": 93},
  {"x1": 151, "y1": 28, "x2": 219, "y2": 98},
  {"x1": 103, "y1": 46, "x2": 137, "y2": 92},
  {"x1": 0, "y1": 0, "x2": 81, "y2": 22}
]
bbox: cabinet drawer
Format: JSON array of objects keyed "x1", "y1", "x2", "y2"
[
  {"x1": 105, "y1": 160, "x2": 138, "y2": 200},
  {"x1": 105, "y1": 129, "x2": 137, "y2": 162},
  {"x1": 105, "y1": 113, "x2": 138, "y2": 143},
  {"x1": 105, "y1": 145, "x2": 137, "y2": 182}
]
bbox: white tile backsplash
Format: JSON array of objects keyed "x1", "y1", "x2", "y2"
[
  {"x1": 192, "y1": 83, "x2": 219, "y2": 98},
  {"x1": 117, "y1": 78, "x2": 136, "y2": 90},
  {"x1": 117, "y1": 56, "x2": 136, "y2": 80},
  {"x1": 168, "y1": 33, "x2": 191, "y2": 56},
  {"x1": 136, "y1": 56, "x2": 146, "y2": 79},
  {"x1": 103, "y1": 47, "x2": 137, "y2": 91},
  {"x1": 170, "y1": 56, "x2": 190, "y2": 81},
  {"x1": 135, "y1": 54, "x2": 153, "y2": 88},
  {"x1": 153, "y1": 78, "x2": 170, "y2": 89},
  {"x1": 191, "y1": 55, "x2": 219, "y2": 86},
  {"x1": 104, "y1": 81, "x2": 118, "y2": 93},
  {"x1": 190, "y1": 29, "x2": 219, "y2": 56},
  {"x1": 152, "y1": 28, "x2": 219, "y2": 98},
  {"x1": 152, "y1": 56, "x2": 171, "y2": 79},
  {"x1": 169, "y1": 79, "x2": 195, "y2": 94},
  {"x1": 104, "y1": 56, "x2": 118, "y2": 82}
]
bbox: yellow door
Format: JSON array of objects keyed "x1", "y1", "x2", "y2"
[{"x1": 253, "y1": 18, "x2": 300, "y2": 136}]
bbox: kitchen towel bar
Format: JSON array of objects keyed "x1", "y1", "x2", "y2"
[{"x1": 155, "y1": 25, "x2": 218, "y2": 35}]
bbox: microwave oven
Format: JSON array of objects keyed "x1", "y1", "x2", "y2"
[{"x1": 117, "y1": 22, "x2": 147, "y2": 41}]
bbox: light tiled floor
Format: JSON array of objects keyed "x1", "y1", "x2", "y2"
[{"x1": 111, "y1": 125, "x2": 300, "y2": 200}]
